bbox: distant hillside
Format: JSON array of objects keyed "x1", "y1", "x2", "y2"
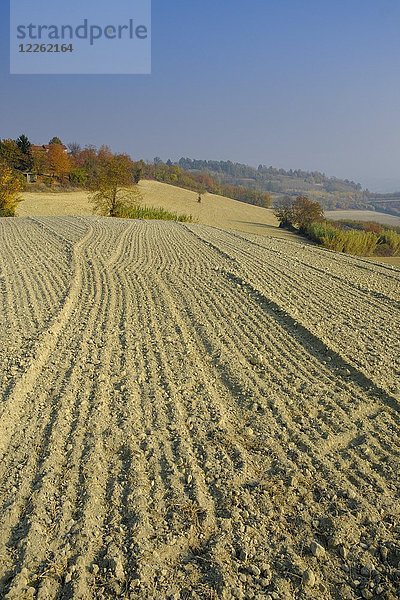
[
  {"x1": 366, "y1": 192, "x2": 400, "y2": 218},
  {"x1": 173, "y1": 158, "x2": 372, "y2": 210}
]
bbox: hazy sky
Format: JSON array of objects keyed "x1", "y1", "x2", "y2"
[{"x1": 1, "y1": 0, "x2": 400, "y2": 191}]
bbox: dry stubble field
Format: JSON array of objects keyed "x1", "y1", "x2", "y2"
[
  {"x1": 0, "y1": 216, "x2": 399, "y2": 600},
  {"x1": 17, "y1": 181, "x2": 292, "y2": 240}
]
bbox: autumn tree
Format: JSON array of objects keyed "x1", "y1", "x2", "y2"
[
  {"x1": 274, "y1": 196, "x2": 296, "y2": 228},
  {"x1": 47, "y1": 144, "x2": 72, "y2": 180},
  {"x1": 197, "y1": 182, "x2": 207, "y2": 203},
  {"x1": 32, "y1": 147, "x2": 50, "y2": 175},
  {"x1": 0, "y1": 139, "x2": 24, "y2": 171},
  {"x1": 132, "y1": 161, "x2": 144, "y2": 184},
  {"x1": 0, "y1": 162, "x2": 24, "y2": 216},
  {"x1": 292, "y1": 196, "x2": 324, "y2": 231},
  {"x1": 274, "y1": 195, "x2": 323, "y2": 231},
  {"x1": 89, "y1": 153, "x2": 142, "y2": 217},
  {"x1": 197, "y1": 171, "x2": 215, "y2": 192},
  {"x1": 73, "y1": 145, "x2": 99, "y2": 187}
]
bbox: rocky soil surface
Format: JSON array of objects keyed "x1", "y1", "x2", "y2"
[{"x1": 0, "y1": 217, "x2": 399, "y2": 600}]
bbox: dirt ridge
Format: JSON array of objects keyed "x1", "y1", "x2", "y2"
[{"x1": 0, "y1": 217, "x2": 399, "y2": 600}]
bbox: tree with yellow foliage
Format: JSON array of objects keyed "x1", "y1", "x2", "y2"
[
  {"x1": 89, "y1": 152, "x2": 142, "y2": 217},
  {"x1": 47, "y1": 144, "x2": 72, "y2": 180},
  {"x1": 0, "y1": 163, "x2": 23, "y2": 216}
]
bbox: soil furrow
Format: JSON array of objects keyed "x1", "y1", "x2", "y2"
[{"x1": 0, "y1": 217, "x2": 399, "y2": 600}]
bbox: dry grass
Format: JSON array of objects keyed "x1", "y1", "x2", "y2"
[
  {"x1": 17, "y1": 180, "x2": 296, "y2": 239},
  {"x1": 364, "y1": 255, "x2": 400, "y2": 266}
]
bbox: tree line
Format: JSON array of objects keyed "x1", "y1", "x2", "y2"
[
  {"x1": 0, "y1": 136, "x2": 273, "y2": 215},
  {"x1": 176, "y1": 157, "x2": 365, "y2": 195},
  {"x1": 0, "y1": 136, "x2": 143, "y2": 216}
]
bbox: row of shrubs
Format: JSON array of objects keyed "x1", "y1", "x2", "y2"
[
  {"x1": 305, "y1": 221, "x2": 400, "y2": 256},
  {"x1": 334, "y1": 219, "x2": 400, "y2": 234},
  {"x1": 119, "y1": 204, "x2": 194, "y2": 223}
]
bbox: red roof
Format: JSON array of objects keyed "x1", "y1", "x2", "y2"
[
  {"x1": 31, "y1": 144, "x2": 68, "y2": 152},
  {"x1": 43, "y1": 144, "x2": 68, "y2": 151}
]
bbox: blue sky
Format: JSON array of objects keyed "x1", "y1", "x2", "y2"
[{"x1": 1, "y1": 0, "x2": 400, "y2": 191}]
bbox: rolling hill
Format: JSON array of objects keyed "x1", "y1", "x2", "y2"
[{"x1": 17, "y1": 180, "x2": 295, "y2": 239}]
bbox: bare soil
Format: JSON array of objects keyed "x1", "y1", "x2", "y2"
[{"x1": 0, "y1": 217, "x2": 399, "y2": 600}]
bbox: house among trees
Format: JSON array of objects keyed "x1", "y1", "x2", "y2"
[
  {"x1": 28, "y1": 139, "x2": 72, "y2": 182},
  {"x1": 31, "y1": 144, "x2": 69, "y2": 154}
]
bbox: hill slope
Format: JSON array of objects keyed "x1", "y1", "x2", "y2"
[
  {"x1": 0, "y1": 217, "x2": 399, "y2": 599},
  {"x1": 175, "y1": 158, "x2": 369, "y2": 209},
  {"x1": 17, "y1": 180, "x2": 290, "y2": 238}
]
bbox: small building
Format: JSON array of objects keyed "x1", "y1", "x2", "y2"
[
  {"x1": 23, "y1": 172, "x2": 37, "y2": 183},
  {"x1": 31, "y1": 144, "x2": 68, "y2": 154}
]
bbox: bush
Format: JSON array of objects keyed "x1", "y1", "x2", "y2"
[
  {"x1": 305, "y1": 222, "x2": 379, "y2": 255},
  {"x1": 120, "y1": 204, "x2": 194, "y2": 222},
  {"x1": 334, "y1": 219, "x2": 400, "y2": 235},
  {"x1": 306, "y1": 222, "x2": 346, "y2": 251},
  {"x1": 335, "y1": 219, "x2": 383, "y2": 234},
  {"x1": 0, "y1": 164, "x2": 24, "y2": 216},
  {"x1": 274, "y1": 196, "x2": 324, "y2": 230},
  {"x1": 342, "y1": 230, "x2": 377, "y2": 256},
  {"x1": 377, "y1": 230, "x2": 400, "y2": 255},
  {"x1": 69, "y1": 167, "x2": 88, "y2": 187},
  {"x1": 0, "y1": 206, "x2": 16, "y2": 217}
]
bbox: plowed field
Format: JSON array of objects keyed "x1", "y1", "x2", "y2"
[{"x1": 0, "y1": 217, "x2": 399, "y2": 600}]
